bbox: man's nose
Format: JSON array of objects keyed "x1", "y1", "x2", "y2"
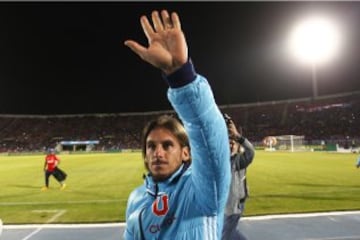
[{"x1": 154, "y1": 145, "x2": 165, "y2": 157}]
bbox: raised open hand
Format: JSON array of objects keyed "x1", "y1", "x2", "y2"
[{"x1": 124, "y1": 10, "x2": 188, "y2": 75}]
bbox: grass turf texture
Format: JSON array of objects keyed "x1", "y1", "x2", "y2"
[{"x1": 0, "y1": 151, "x2": 359, "y2": 224}]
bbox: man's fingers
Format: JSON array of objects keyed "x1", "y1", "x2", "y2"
[
  {"x1": 152, "y1": 10, "x2": 164, "y2": 32},
  {"x1": 141, "y1": 10, "x2": 180, "y2": 37},
  {"x1": 171, "y1": 12, "x2": 181, "y2": 30},
  {"x1": 140, "y1": 15, "x2": 154, "y2": 41},
  {"x1": 161, "y1": 10, "x2": 173, "y2": 30},
  {"x1": 124, "y1": 40, "x2": 147, "y2": 58}
]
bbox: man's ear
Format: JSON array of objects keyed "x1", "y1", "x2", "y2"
[
  {"x1": 144, "y1": 157, "x2": 150, "y2": 171},
  {"x1": 182, "y1": 146, "x2": 190, "y2": 162}
]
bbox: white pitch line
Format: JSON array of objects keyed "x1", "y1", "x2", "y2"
[
  {"x1": 241, "y1": 210, "x2": 360, "y2": 221},
  {"x1": 32, "y1": 210, "x2": 62, "y2": 213},
  {"x1": 4, "y1": 210, "x2": 360, "y2": 230},
  {"x1": 0, "y1": 199, "x2": 126, "y2": 206},
  {"x1": 304, "y1": 236, "x2": 360, "y2": 240},
  {"x1": 20, "y1": 210, "x2": 66, "y2": 240},
  {"x1": 46, "y1": 210, "x2": 67, "y2": 224},
  {"x1": 4, "y1": 222, "x2": 125, "y2": 229},
  {"x1": 0, "y1": 218, "x2": 3, "y2": 236}
]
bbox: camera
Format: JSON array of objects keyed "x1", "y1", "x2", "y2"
[{"x1": 223, "y1": 113, "x2": 232, "y2": 125}]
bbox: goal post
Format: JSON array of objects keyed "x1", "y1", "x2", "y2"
[{"x1": 274, "y1": 135, "x2": 305, "y2": 152}]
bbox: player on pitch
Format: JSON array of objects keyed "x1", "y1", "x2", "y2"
[{"x1": 41, "y1": 148, "x2": 67, "y2": 191}]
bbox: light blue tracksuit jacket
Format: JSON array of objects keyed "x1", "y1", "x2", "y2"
[{"x1": 124, "y1": 60, "x2": 231, "y2": 240}]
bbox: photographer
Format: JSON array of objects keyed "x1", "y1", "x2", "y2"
[{"x1": 222, "y1": 113, "x2": 255, "y2": 240}]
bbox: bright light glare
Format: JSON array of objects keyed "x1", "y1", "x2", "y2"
[{"x1": 289, "y1": 17, "x2": 341, "y2": 64}]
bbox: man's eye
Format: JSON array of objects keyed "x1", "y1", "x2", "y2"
[
  {"x1": 147, "y1": 143, "x2": 155, "y2": 150},
  {"x1": 162, "y1": 142, "x2": 172, "y2": 150}
]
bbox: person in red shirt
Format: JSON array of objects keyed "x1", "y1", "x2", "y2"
[{"x1": 41, "y1": 148, "x2": 67, "y2": 191}]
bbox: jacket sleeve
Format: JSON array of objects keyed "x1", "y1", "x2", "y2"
[
  {"x1": 123, "y1": 186, "x2": 145, "y2": 240},
  {"x1": 238, "y1": 138, "x2": 255, "y2": 169},
  {"x1": 165, "y1": 60, "x2": 231, "y2": 214},
  {"x1": 123, "y1": 191, "x2": 135, "y2": 240}
]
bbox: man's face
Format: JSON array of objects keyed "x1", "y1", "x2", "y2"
[{"x1": 145, "y1": 127, "x2": 190, "y2": 182}]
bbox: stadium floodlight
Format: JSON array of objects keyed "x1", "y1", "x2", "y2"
[{"x1": 288, "y1": 16, "x2": 341, "y2": 98}]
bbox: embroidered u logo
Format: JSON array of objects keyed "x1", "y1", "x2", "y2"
[{"x1": 152, "y1": 195, "x2": 169, "y2": 216}]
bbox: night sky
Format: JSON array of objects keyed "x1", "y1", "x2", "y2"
[{"x1": 0, "y1": 1, "x2": 360, "y2": 115}]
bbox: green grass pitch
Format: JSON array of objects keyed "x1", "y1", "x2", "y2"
[{"x1": 0, "y1": 151, "x2": 359, "y2": 224}]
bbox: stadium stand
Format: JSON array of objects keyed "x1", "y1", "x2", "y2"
[{"x1": 0, "y1": 92, "x2": 359, "y2": 153}]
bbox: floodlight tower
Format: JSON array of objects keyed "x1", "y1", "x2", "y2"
[{"x1": 288, "y1": 16, "x2": 341, "y2": 99}]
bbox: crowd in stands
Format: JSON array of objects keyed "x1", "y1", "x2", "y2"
[{"x1": 0, "y1": 92, "x2": 359, "y2": 153}]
